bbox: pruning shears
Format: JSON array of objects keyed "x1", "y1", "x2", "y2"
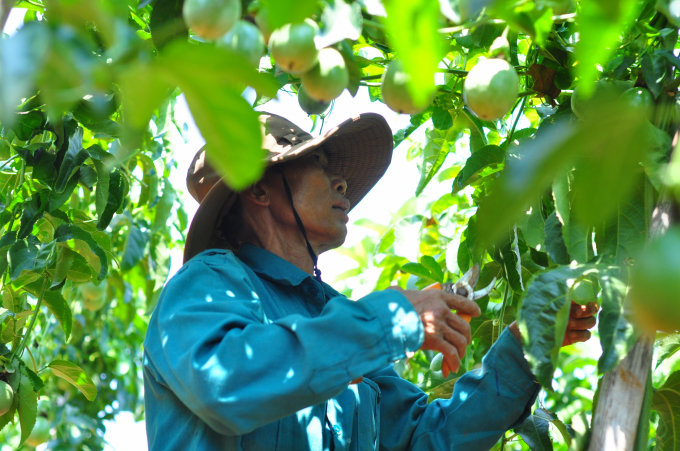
[{"x1": 423, "y1": 264, "x2": 496, "y2": 322}]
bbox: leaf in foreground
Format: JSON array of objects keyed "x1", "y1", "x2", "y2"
[{"x1": 48, "y1": 360, "x2": 97, "y2": 401}]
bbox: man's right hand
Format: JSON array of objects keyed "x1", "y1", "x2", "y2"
[{"x1": 387, "y1": 287, "x2": 481, "y2": 377}]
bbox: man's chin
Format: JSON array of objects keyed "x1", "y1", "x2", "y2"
[{"x1": 318, "y1": 227, "x2": 348, "y2": 253}]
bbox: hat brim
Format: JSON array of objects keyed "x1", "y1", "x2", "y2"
[{"x1": 184, "y1": 113, "x2": 393, "y2": 263}]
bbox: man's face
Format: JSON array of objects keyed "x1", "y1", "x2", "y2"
[{"x1": 269, "y1": 149, "x2": 349, "y2": 253}]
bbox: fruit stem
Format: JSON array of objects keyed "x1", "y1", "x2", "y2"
[
  {"x1": 361, "y1": 74, "x2": 383, "y2": 81},
  {"x1": 10, "y1": 275, "x2": 49, "y2": 362}
]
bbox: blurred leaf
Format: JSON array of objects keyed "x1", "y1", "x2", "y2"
[
  {"x1": 337, "y1": 41, "x2": 361, "y2": 97},
  {"x1": 452, "y1": 145, "x2": 504, "y2": 193},
  {"x1": 263, "y1": 0, "x2": 318, "y2": 29},
  {"x1": 657, "y1": 335, "x2": 680, "y2": 369},
  {"x1": 121, "y1": 226, "x2": 148, "y2": 272},
  {"x1": 13, "y1": 111, "x2": 45, "y2": 141},
  {"x1": 416, "y1": 128, "x2": 455, "y2": 196},
  {"x1": 51, "y1": 246, "x2": 74, "y2": 288},
  {"x1": 18, "y1": 192, "x2": 47, "y2": 240},
  {"x1": 544, "y1": 211, "x2": 569, "y2": 265},
  {"x1": 151, "y1": 183, "x2": 175, "y2": 233},
  {"x1": 401, "y1": 262, "x2": 436, "y2": 282},
  {"x1": 514, "y1": 414, "x2": 553, "y2": 451},
  {"x1": 149, "y1": 0, "x2": 188, "y2": 50},
  {"x1": 499, "y1": 228, "x2": 524, "y2": 292},
  {"x1": 432, "y1": 106, "x2": 453, "y2": 130},
  {"x1": 25, "y1": 278, "x2": 72, "y2": 341},
  {"x1": 652, "y1": 371, "x2": 680, "y2": 451},
  {"x1": 518, "y1": 265, "x2": 593, "y2": 387},
  {"x1": 598, "y1": 267, "x2": 637, "y2": 373},
  {"x1": 54, "y1": 224, "x2": 108, "y2": 280},
  {"x1": 420, "y1": 255, "x2": 444, "y2": 283},
  {"x1": 8, "y1": 240, "x2": 55, "y2": 281},
  {"x1": 48, "y1": 359, "x2": 97, "y2": 401},
  {"x1": 641, "y1": 52, "x2": 666, "y2": 99},
  {"x1": 384, "y1": 0, "x2": 441, "y2": 107},
  {"x1": 525, "y1": 203, "x2": 545, "y2": 249},
  {"x1": 535, "y1": 408, "x2": 571, "y2": 447},
  {"x1": 17, "y1": 373, "x2": 37, "y2": 445},
  {"x1": 96, "y1": 169, "x2": 125, "y2": 231}
]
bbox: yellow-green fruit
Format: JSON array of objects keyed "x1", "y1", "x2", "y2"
[
  {"x1": 56, "y1": 377, "x2": 72, "y2": 392},
  {"x1": 217, "y1": 20, "x2": 265, "y2": 68},
  {"x1": 571, "y1": 79, "x2": 634, "y2": 121},
  {"x1": 430, "y1": 353, "x2": 444, "y2": 372},
  {"x1": 69, "y1": 317, "x2": 84, "y2": 344},
  {"x1": 630, "y1": 228, "x2": 680, "y2": 332},
  {"x1": 269, "y1": 19, "x2": 319, "y2": 75},
  {"x1": 254, "y1": 9, "x2": 273, "y2": 44},
  {"x1": 0, "y1": 381, "x2": 13, "y2": 416},
  {"x1": 80, "y1": 282, "x2": 107, "y2": 312},
  {"x1": 25, "y1": 417, "x2": 51, "y2": 447},
  {"x1": 183, "y1": 0, "x2": 241, "y2": 40},
  {"x1": 300, "y1": 48, "x2": 349, "y2": 102},
  {"x1": 298, "y1": 85, "x2": 331, "y2": 115},
  {"x1": 620, "y1": 88, "x2": 654, "y2": 119},
  {"x1": 381, "y1": 59, "x2": 431, "y2": 115},
  {"x1": 463, "y1": 58, "x2": 519, "y2": 121},
  {"x1": 570, "y1": 279, "x2": 597, "y2": 304}
]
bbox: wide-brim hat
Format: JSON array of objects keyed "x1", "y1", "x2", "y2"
[{"x1": 183, "y1": 112, "x2": 394, "y2": 263}]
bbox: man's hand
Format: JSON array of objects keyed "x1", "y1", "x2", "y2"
[
  {"x1": 387, "y1": 286, "x2": 481, "y2": 377},
  {"x1": 508, "y1": 300, "x2": 599, "y2": 346}
]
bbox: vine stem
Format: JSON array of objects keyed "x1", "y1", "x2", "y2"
[
  {"x1": 10, "y1": 276, "x2": 49, "y2": 361},
  {"x1": 507, "y1": 95, "x2": 528, "y2": 145}
]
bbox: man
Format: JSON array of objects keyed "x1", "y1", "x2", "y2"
[{"x1": 143, "y1": 113, "x2": 597, "y2": 450}]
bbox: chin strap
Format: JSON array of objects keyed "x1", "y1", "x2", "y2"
[{"x1": 278, "y1": 169, "x2": 322, "y2": 283}]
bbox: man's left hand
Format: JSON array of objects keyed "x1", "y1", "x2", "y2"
[
  {"x1": 562, "y1": 300, "x2": 599, "y2": 346},
  {"x1": 508, "y1": 300, "x2": 599, "y2": 347}
]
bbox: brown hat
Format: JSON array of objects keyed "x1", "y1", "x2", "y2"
[{"x1": 183, "y1": 112, "x2": 394, "y2": 263}]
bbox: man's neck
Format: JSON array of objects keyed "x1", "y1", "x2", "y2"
[{"x1": 244, "y1": 225, "x2": 317, "y2": 276}]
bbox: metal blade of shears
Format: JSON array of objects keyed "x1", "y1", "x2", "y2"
[{"x1": 472, "y1": 277, "x2": 497, "y2": 300}]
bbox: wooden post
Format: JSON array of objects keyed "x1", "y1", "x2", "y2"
[{"x1": 588, "y1": 198, "x2": 679, "y2": 451}]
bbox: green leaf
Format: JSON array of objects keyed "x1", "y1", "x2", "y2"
[
  {"x1": 598, "y1": 268, "x2": 638, "y2": 374},
  {"x1": 158, "y1": 42, "x2": 277, "y2": 190},
  {"x1": 47, "y1": 359, "x2": 97, "y2": 401},
  {"x1": 432, "y1": 106, "x2": 453, "y2": 130},
  {"x1": 452, "y1": 145, "x2": 505, "y2": 193},
  {"x1": 8, "y1": 239, "x2": 55, "y2": 281},
  {"x1": 93, "y1": 159, "x2": 110, "y2": 218},
  {"x1": 420, "y1": 255, "x2": 443, "y2": 283},
  {"x1": 657, "y1": 335, "x2": 680, "y2": 369},
  {"x1": 54, "y1": 224, "x2": 108, "y2": 280},
  {"x1": 518, "y1": 265, "x2": 593, "y2": 387},
  {"x1": 499, "y1": 227, "x2": 524, "y2": 292},
  {"x1": 384, "y1": 0, "x2": 441, "y2": 107},
  {"x1": 17, "y1": 373, "x2": 37, "y2": 445},
  {"x1": 525, "y1": 203, "x2": 546, "y2": 249},
  {"x1": 263, "y1": 0, "x2": 317, "y2": 29},
  {"x1": 149, "y1": 0, "x2": 188, "y2": 50},
  {"x1": 24, "y1": 278, "x2": 72, "y2": 340},
  {"x1": 51, "y1": 245, "x2": 74, "y2": 288},
  {"x1": 417, "y1": 369, "x2": 461, "y2": 402},
  {"x1": 17, "y1": 192, "x2": 47, "y2": 240},
  {"x1": 96, "y1": 168, "x2": 125, "y2": 230},
  {"x1": 652, "y1": 371, "x2": 680, "y2": 451},
  {"x1": 535, "y1": 408, "x2": 571, "y2": 447},
  {"x1": 151, "y1": 183, "x2": 175, "y2": 233},
  {"x1": 20, "y1": 363, "x2": 44, "y2": 393},
  {"x1": 121, "y1": 226, "x2": 148, "y2": 272},
  {"x1": 552, "y1": 172, "x2": 570, "y2": 249},
  {"x1": 415, "y1": 128, "x2": 455, "y2": 196},
  {"x1": 544, "y1": 211, "x2": 569, "y2": 265},
  {"x1": 401, "y1": 262, "x2": 436, "y2": 282},
  {"x1": 54, "y1": 127, "x2": 86, "y2": 194},
  {"x1": 514, "y1": 414, "x2": 553, "y2": 451}
]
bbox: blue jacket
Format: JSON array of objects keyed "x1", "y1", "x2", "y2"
[{"x1": 143, "y1": 244, "x2": 540, "y2": 450}]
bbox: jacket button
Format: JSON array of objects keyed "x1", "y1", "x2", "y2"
[{"x1": 307, "y1": 285, "x2": 319, "y2": 297}]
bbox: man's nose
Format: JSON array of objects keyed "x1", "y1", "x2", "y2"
[{"x1": 332, "y1": 175, "x2": 347, "y2": 196}]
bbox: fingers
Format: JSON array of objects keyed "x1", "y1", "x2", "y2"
[
  {"x1": 570, "y1": 301, "x2": 599, "y2": 318},
  {"x1": 568, "y1": 315, "x2": 597, "y2": 331},
  {"x1": 436, "y1": 341, "x2": 461, "y2": 377},
  {"x1": 440, "y1": 292, "x2": 482, "y2": 318},
  {"x1": 445, "y1": 310, "x2": 472, "y2": 344},
  {"x1": 563, "y1": 330, "x2": 592, "y2": 346},
  {"x1": 441, "y1": 319, "x2": 469, "y2": 360}
]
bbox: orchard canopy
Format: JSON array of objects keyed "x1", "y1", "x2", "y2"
[{"x1": 1, "y1": 0, "x2": 680, "y2": 449}]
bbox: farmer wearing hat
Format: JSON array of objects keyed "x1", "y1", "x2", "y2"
[{"x1": 143, "y1": 113, "x2": 597, "y2": 450}]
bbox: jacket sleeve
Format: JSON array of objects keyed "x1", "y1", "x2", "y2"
[
  {"x1": 370, "y1": 327, "x2": 541, "y2": 451},
  {"x1": 143, "y1": 251, "x2": 424, "y2": 436}
]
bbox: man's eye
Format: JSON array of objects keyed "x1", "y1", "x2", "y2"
[{"x1": 313, "y1": 154, "x2": 321, "y2": 162}]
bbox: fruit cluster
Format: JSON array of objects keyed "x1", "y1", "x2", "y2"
[{"x1": 183, "y1": 0, "x2": 523, "y2": 120}]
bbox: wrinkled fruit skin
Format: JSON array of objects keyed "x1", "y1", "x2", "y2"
[
  {"x1": 26, "y1": 417, "x2": 51, "y2": 447},
  {"x1": 430, "y1": 353, "x2": 444, "y2": 372},
  {"x1": 571, "y1": 79, "x2": 634, "y2": 121},
  {"x1": 630, "y1": 228, "x2": 680, "y2": 332},
  {"x1": 269, "y1": 19, "x2": 319, "y2": 75},
  {"x1": 0, "y1": 381, "x2": 13, "y2": 416},
  {"x1": 381, "y1": 59, "x2": 430, "y2": 115},
  {"x1": 620, "y1": 88, "x2": 654, "y2": 119},
  {"x1": 298, "y1": 86, "x2": 331, "y2": 115},
  {"x1": 80, "y1": 282, "x2": 107, "y2": 312},
  {"x1": 183, "y1": 0, "x2": 241, "y2": 40},
  {"x1": 217, "y1": 20, "x2": 266, "y2": 68},
  {"x1": 300, "y1": 48, "x2": 349, "y2": 102},
  {"x1": 463, "y1": 58, "x2": 519, "y2": 121}
]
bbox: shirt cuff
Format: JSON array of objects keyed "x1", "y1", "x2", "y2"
[
  {"x1": 362, "y1": 290, "x2": 425, "y2": 361},
  {"x1": 484, "y1": 327, "x2": 541, "y2": 396}
]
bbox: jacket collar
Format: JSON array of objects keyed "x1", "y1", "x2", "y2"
[{"x1": 236, "y1": 244, "x2": 343, "y2": 298}]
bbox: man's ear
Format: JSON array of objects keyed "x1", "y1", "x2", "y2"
[{"x1": 241, "y1": 181, "x2": 270, "y2": 207}]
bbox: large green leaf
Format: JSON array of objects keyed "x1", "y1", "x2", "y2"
[
  {"x1": 263, "y1": 0, "x2": 318, "y2": 29},
  {"x1": 17, "y1": 192, "x2": 47, "y2": 240},
  {"x1": 151, "y1": 182, "x2": 175, "y2": 233},
  {"x1": 518, "y1": 265, "x2": 594, "y2": 387},
  {"x1": 17, "y1": 373, "x2": 37, "y2": 445},
  {"x1": 47, "y1": 359, "x2": 97, "y2": 401},
  {"x1": 121, "y1": 226, "x2": 148, "y2": 272},
  {"x1": 54, "y1": 127, "x2": 85, "y2": 194},
  {"x1": 401, "y1": 262, "x2": 436, "y2": 282},
  {"x1": 657, "y1": 335, "x2": 680, "y2": 369},
  {"x1": 24, "y1": 279, "x2": 72, "y2": 341},
  {"x1": 652, "y1": 370, "x2": 680, "y2": 451},
  {"x1": 8, "y1": 239, "x2": 55, "y2": 281},
  {"x1": 544, "y1": 211, "x2": 569, "y2": 265},
  {"x1": 383, "y1": 0, "x2": 441, "y2": 107},
  {"x1": 148, "y1": 0, "x2": 188, "y2": 50},
  {"x1": 54, "y1": 224, "x2": 108, "y2": 280},
  {"x1": 96, "y1": 168, "x2": 125, "y2": 231},
  {"x1": 499, "y1": 227, "x2": 524, "y2": 293},
  {"x1": 597, "y1": 267, "x2": 638, "y2": 373},
  {"x1": 157, "y1": 42, "x2": 277, "y2": 190},
  {"x1": 452, "y1": 145, "x2": 505, "y2": 193},
  {"x1": 514, "y1": 414, "x2": 553, "y2": 451}
]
